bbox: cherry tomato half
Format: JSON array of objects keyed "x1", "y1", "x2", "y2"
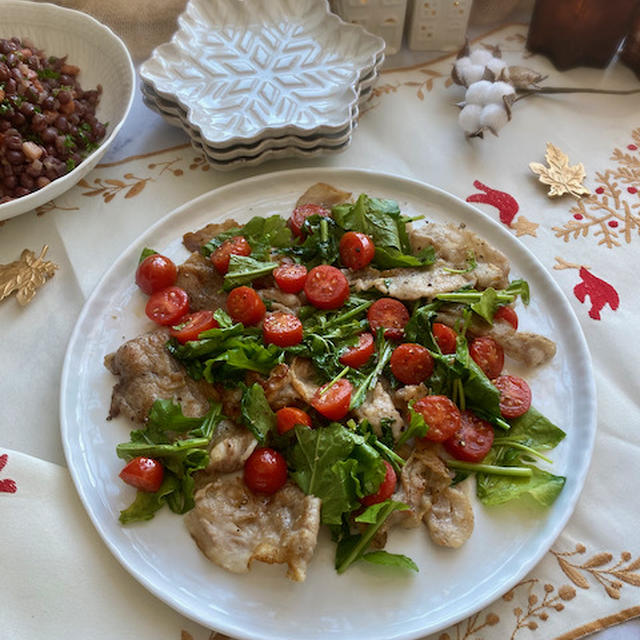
[
  {"x1": 444, "y1": 410, "x2": 495, "y2": 463},
  {"x1": 243, "y1": 447, "x2": 288, "y2": 495},
  {"x1": 367, "y1": 298, "x2": 409, "y2": 341},
  {"x1": 339, "y1": 332, "x2": 375, "y2": 368},
  {"x1": 276, "y1": 407, "x2": 312, "y2": 434},
  {"x1": 304, "y1": 264, "x2": 350, "y2": 310},
  {"x1": 210, "y1": 236, "x2": 251, "y2": 275},
  {"x1": 361, "y1": 460, "x2": 397, "y2": 507},
  {"x1": 493, "y1": 374, "x2": 532, "y2": 418},
  {"x1": 432, "y1": 322, "x2": 457, "y2": 354},
  {"x1": 390, "y1": 343, "x2": 434, "y2": 385},
  {"x1": 145, "y1": 286, "x2": 190, "y2": 326},
  {"x1": 413, "y1": 395, "x2": 462, "y2": 443},
  {"x1": 273, "y1": 263, "x2": 308, "y2": 294},
  {"x1": 263, "y1": 312, "x2": 303, "y2": 347},
  {"x1": 311, "y1": 378, "x2": 353, "y2": 421},
  {"x1": 289, "y1": 203, "x2": 330, "y2": 238},
  {"x1": 494, "y1": 305, "x2": 518, "y2": 330},
  {"x1": 339, "y1": 231, "x2": 375, "y2": 270},
  {"x1": 469, "y1": 335, "x2": 504, "y2": 379},
  {"x1": 135, "y1": 253, "x2": 178, "y2": 295},
  {"x1": 119, "y1": 456, "x2": 164, "y2": 493},
  {"x1": 169, "y1": 309, "x2": 219, "y2": 344},
  {"x1": 227, "y1": 286, "x2": 266, "y2": 326}
]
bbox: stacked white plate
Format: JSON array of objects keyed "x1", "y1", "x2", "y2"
[{"x1": 140, "y1": 0, "x2": 385, "y2": 171}]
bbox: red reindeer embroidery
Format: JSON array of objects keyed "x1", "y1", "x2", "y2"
[
  {"x1": 574, "y1": 267, "x2": 620, "y2": 320},
  {"x1": 466, "y1": 180, "x2": 519, "y2": 226},
  {"x1": 0, "y1": 453, "x2": 17, "y2": 493}
]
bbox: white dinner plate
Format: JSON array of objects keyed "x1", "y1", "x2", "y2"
[{"x1": 60, "y1": 168, "x2": 596, "y2": 640}]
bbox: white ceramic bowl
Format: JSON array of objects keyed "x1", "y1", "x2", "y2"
[
  {"x1": 140, "y1": 0, "x2": 384, "y2": 146},
  {"x1": 0, "y1": 0, "x2": 135, "y2": 222}
]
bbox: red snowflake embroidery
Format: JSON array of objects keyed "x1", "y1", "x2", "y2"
[
  {"x1": 466, "y1": 180, "x2": 519, "y2": 226},
  {"x1": 0, "y1": 453, "x2": 17, "y2": 493},
  {"x1": 573, "y1": 267, "x2": 620, "y2": 320}
]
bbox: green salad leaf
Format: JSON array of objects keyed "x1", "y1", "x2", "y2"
[
  {"x1": 241, "y1": 383, "x2": 276, "y2": 444},
  {"x1": 223, "y1": 254, "x2": 278, "y2": 290}
]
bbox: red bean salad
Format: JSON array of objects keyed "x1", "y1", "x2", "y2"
[{"x1": 0, "y1": 37, "x2": 107, "y2": 204}]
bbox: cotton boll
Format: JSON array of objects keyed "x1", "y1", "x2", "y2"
[
  {"x1": 480, "y1": 103, "x2": 509, "y2": 133},
  {"x1": 458, "y1": 104, "x2": 483, "y2": 134},
  {"x1": 465, "y1": 80, "x2": 493, "y2": 105},
  {"x1": 469, "y1": 48, "x2": 494, "y2": 66},
  {"x1": 460, "y1": 64, "x2": 486, "y2": 86},
  {"x1": 486, "y1": 81, "x2": 516, "y2": 104},
  {"x1": 486, "y1": 57, "x2": 507, "y2": 77}
]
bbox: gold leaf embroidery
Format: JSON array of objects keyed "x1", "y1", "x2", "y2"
[
  {"x1": 511, "y1": 215, "x2": 539, "y2": 237},
  {"x1": 0, "y1": 246, "x2": 58, "y2": 306},
  {"x1": 529, "y1": 142, "x2": 591, "y2": 198}
]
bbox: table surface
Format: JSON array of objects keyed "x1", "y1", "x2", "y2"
[{"x1": 2, "y1": 17, "x2": 640, "y2": 640}]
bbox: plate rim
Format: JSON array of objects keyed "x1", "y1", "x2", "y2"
[{"x1": 60, "y1": 166, "x2": 597, "y2": 640}]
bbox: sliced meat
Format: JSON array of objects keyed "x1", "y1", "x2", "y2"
[
  {"x1": 426, "y1": 484, "x2": 474, "y2": 548},
  {"x1": 104, "y1": 329, "x2": 217, "y2": 423},
  {"x1": 436, "y1": 305, "x2": 557, "y2": 367},
  {"x1": 348, "y1": 260, "x2": 474, "y2": 300},
  {"x1": 217, "y1": 385, "x2": 243, "y2": 424},
  {"x1": 295, "y1": 182, "x2": 351, "y2": 209},
  {"x1": 175, "y1": 252, "x2": 227, "y2": 313},
  {"x1": 409, "y1": 221, "x2": 510, "y2": 290},
  {"x1": 353, "y1": 382, "x2": 404, "y2": 440},
  {"x1": 185, "y1": 477, "x2": 321, "y2": 582},
  {"x1": 258, "y1": 363, "x2": 301, "y2": 411},
  {"x1": 207, "y1": 420, "x2": 257, "y2": 475},
  {"x1": 289, "y1": 358, "x2": 320, "y2": 403},
  {"x1": 183, "y1": 218, "x2": 240, "y2": 253},
  {"x1": 392, "y1": 383, "x2": 428, "y2": 414},
  {"x1": 258, "y1": 288, "x2": 302, "y2": 315}
]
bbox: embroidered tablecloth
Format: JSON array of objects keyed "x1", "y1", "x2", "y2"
[{"x1": 2, "y1": 23, "x2": 640, "y2": 640}]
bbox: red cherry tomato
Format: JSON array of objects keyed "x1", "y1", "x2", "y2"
[
  {"x1": 210, "y1": 236, "x2": 251, "y2": 275},
  {"x1": 289, "y1": 203, "x2": 330, "y2": 238},
  {"x1": 444, "y1": 410, "x2": 495, "y2": 463},
  {"x1": 413, "y1": 395, "x2": 462, "y2": 443},
  {"x1": 145, "y1": 286, "x2": 189, "y2": 326},
  {"x1": 227, "y1": 286, "x2": 266, "y2": 326},
  {"x1": 243, "y1": 447, "x2": 288, "y2": 495},
  {"x1": 339, "y1": 231, "x2": 375, "y2": 270},
  {"x1": 390, "y1": 343, "x2": 434, "y2": 384},
  {"x1": 119, "y1": 456, "x2": 164, "y2": 493},
  {"x1": 339, "y1": 332, "x2": 375, "y2": 368},
  {"x1": 135, "y1": 253, "x2": 178, "y2": 295},
  {"x1": 367, "y1": 298, "x2": 409, "y2": 341},
  {"x1": 263, "y1": 312, "x2": 303, "y2": 347},
  {"x1": 276, "y1": 407, "x2": 312, "y2": 434},
  {"x1": 493, "y1": 374, "x2": 532, "y2": 418},
  {"x1": 273, "y1": 263, "x2": 308, "y2": 294},
  {"x1": 311, "y1": 378, "x2": 353, "y2": 421},
  {"x1": 494, "y1": 305, "x2": 518, "y2": 330},
  {"x1": 169, "y1": 310, "x2": 219, "y2": 344},
  {"x1": 469, "y1": 336, "x2": 504, "y2": 379},
  {"x1": 304, "y1": 265, "x2": 350, "y2": 310},
  {"x1": 432, "y1": 322, "x2": 457, "y2": 354},
  {"x1": 361, "y1": 460, "x2": 397, "y2": 507}
]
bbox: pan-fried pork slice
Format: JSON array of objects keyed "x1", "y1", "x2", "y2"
[
  {"x1": 353, "y1": 382, "x2": 404, "y2": 439},
  {"x1": 182, "y1": 218, "x2": 240, "y2": 253},
  {"x1": 426, "y1": 484, "x2": 474, "y2": 548},
  {"x1": 258, "y1": 288, "x2": 302, "y2": 315},
  {"x1": 289, "y1": 358, "x2": 320, "y2": 403},
  {"x1": 392, "y1": 384, "x2": 428, "y2": 413},
  {"x1": 295, "y1": 182, "x2": 351, "y2": 209},
  {"x1": 348, "y1": 260, "x2": 475, "y2": 300},
  {"x1": 409, "y1": 222, "x2": 510, "y2": 290},
  {"x1": 175, "y1": 253, "x2": 227, "y2": 312},
  {"x1": 104, "y1": 329, "x2": 217, "y2": 423},
  {"x1": 436, "y1": 306, "x2": 557, "y2": 367},
  {"x1": 255, "y1": 363, "x2": 300, "y2": 410},
  {"x1": 207, "y1": 420, "x2": 257, "y2": 475},
  {"x1": 186, "y1": 477, "x2": 321, "y2": 582}
]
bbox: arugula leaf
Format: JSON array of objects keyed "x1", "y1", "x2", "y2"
[
  {"x1": 117, "y1": 400, "x2": 223, "y2": 523},
  {"x1": 284, "y1": 215, "x2": 341, "y2": 267},
  {"x1": 335, "y1": 500, "x2": 411, "y2": 573},
  {"x1": 373, "y1": 245, "x2": 436, "y2": 269},
  {"x1": 290, "y1": 423, "x2": 385, "y2": 525},
  {"x1": 241, "y1": 383, "x2": 276, "y2": 444},
  {"x1": 506, "y1": 279, "x2": 530, "y2": 305},
  {"x1": 442, "y1": 251, "x2": 477, "y2": 274},
  {"x1": 476, "y1": 465, "x2": 565, "y2": 506},
  {"x1": 404, "y1": 300, "x2": 442, "y2": 349},
  {"x1": 138, "y1": 247, "x2": 157, "y2": 263},
  {"x1": 455, "y1": 336, "x2": 501, "y2": 418},
  {"x1": 223, "y1": 254, "x2": 277, "y2": 290},
  {"x1": 362, "y1": 551, "x2": 419, "y2": 572},
  {"x1": 396, "y1": 406, "x2": 429, "y2": 447}
]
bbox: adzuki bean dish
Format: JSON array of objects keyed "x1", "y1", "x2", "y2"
[{"x1": 0, "y1": 36, "x2": 107, "y2": 204}]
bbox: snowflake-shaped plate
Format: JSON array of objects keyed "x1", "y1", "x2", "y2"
[{"x1": 140, "y1": 0, "x2": 385, "y2": 146}]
